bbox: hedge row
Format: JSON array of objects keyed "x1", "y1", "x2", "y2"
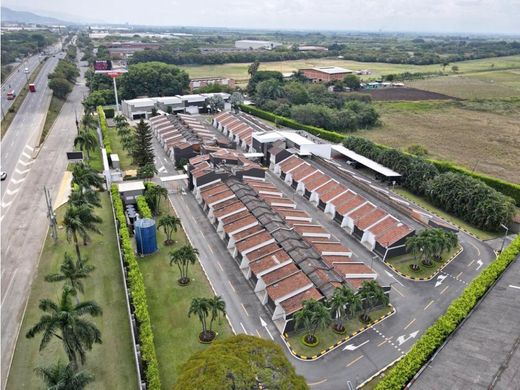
[
  {"x1": 111, "y1": 184, "x2": 161, "y2": 390},
  {"x1": 240, "y1": 105, "x2": 520, "y2": 206},
  {"x1": 239, "y1": 104, "x2": 345, "y2": 143},
  {"x1": 431, "y1": 160, "x2": 520, "y2": 206},
  {"x1": 375, "y1": 235, "x2": 520, "y2": 389},
  {"x1": 97, "y1": 105, "x2": 112, "y2": 155},
  {"x1": 136, "y1": 195, "x2": 153, "y2": 219}
]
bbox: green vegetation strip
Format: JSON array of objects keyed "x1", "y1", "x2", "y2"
[
  {"x1": 1, "y1": 60, "x2": 45, "y2": 138},
  {"x1": 139, "y1": 198, "x2": 232, "y2": 387},
  {"x1": 375, "y1": 235, "x2": 520, "y2": 390},
  {"x1": 136, "y1": 195, "x2": 152, "y2": 218},
  {"x1": 39, "y1": 95, "x2": 65, "y2": 145},
  {"x1": 111, "y1": 184, "x2": 161, "y2": 389},
  {"x1": 106, "y1": 126, "x2": 136, "y2": 171},
  {"x1": 7, "y1": 193, "x2": 137, "y2": 389},
  {"x1": 97, "y1": 106, "x2": 112, "y2": 154}
]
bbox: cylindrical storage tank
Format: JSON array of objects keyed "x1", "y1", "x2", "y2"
[{"x1": 134, "y1": 218, "x2": 158, "y2": 255}]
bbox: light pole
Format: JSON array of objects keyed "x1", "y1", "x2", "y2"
[{"x1": 498, "y1": 223, "x2": 509, "y2": 254}]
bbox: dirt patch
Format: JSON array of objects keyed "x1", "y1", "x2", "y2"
[{"x1": 365, "y1": 87, "x2": 459, "y2": 101}]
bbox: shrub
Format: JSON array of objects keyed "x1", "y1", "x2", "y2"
[
  {"x1": 104, "y1": 107, "x2": 115, "y2": 118},
  {"x1": 375, "y1": 235, "x2": 520, "y2": 390},
  {"x1": 97, "y1": 106, "x2": 112, "y2": 155},
  {"x1": 136, "y1": 195, "x2": 153, "y2": 219},
  {"x1": 110, "y1": 184, "x2": 161, "y2": 390}
]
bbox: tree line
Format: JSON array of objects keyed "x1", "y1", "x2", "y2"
[
  {"x1": 342, "y1": 136, "x2": 515, "y2": 231},
  {"x1": 48, "y1": 54, "x2": 79, "y2": 100}
]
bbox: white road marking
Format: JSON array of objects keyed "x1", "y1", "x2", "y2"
[
  {"x1": 259, "y1": 316, "x2": 274, "y2": 340},
  {"x1": 24, "y1": 145, "x2": 34, "y2": 152},
  {"x1": 22, "y1": 151, "x2": 32, "y2": 159},
  {"x1": 476, "y1": 259, "x2": 483, "y2": 270},
  {"x1": 384, "y1": 270, "x2": 404, "y2": 286},
  {"x1": 227, "y1": 280, "x2": 236, "y2": 293},
  {"x1": 435, "y1": 274, "x2": 448, "y2": 288},
  {"x1": 396, "y1": 330, "x2": 419, "y2": 346},
  {"x1": 440, "y1": 285, "x2": 449, "y2": 295},
  {"x1": 392, "y1": 285, "x2": 405, "y2": 297},
  {"x1": 1, "y1": 269, "x2": 18, "y2": 306},
  {"x1": 346, "y1": 355, "x2": 364, "y2": 367},
  {"x1": 239, "y1": 322, "x2": 248, "y2": 334},
  {"x1": 470, "y1": 242, "x2": 481, "y2": 256},
  {"x1": 404, "y1": 318, "x2": 416, "y2": 330},
  {"x1": 467, "y1": 259, "x2": 475, "y2": 267},
  {"x1": 15, "y1": 168, "x2": 30, "y2": 175},
  {"x1": 509, "y1": 285, "x2": 520, "y2": 290},
  {"x1": 19, "y1": 159, "x2": 34, "y2": 167},
  {"x1": 1, "y1": 200, "x2": 14, "y2": 209},
  {"x1": 240, "y1": 303, "x2": 250, "y2": 317},
  {"x1": 423, "y1": 300, "x2": 434, "y2": 310},
  {"x1": 6, "y1": 188, "x2": 20, "y2": 196},
  {"x1": 217, "y1": 261, "x2": 224, "y2": 272},
  {"x1": 10, "y1": 177, "x2": 25, "y2": 185},
  {"x1": 343, "y1": 339, "x2": 370, "y2": 351}
]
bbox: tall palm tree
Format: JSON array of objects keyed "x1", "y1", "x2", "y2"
[
  {"x1": 63, "y1": 204, "x2": 102, "y2": 261},
  {"x1": 169, "y1": 244, "x2": 199, "y2": 286},
  {"x1": 357, "y1": 281, "x2": 389, "y2": 322},
  {"x1": 35, "y1": 361, "x2": 94, "y2": 390},
  {"x1": 207, "y1": 295, "x2": 226, "y2": 333},
  {"x1": 188, "y1": 297, "x2": 211, "y2": 341},
  {"x1": 74, "y1": 130, "x2": 98, "y2": 160},
  {"x1": 26, "y1": 286, "x2": 102, "y2": 368},
  {"x1": 71, "y1": 163, "x2": 104, "y2": 191},
  {"x1": 81, "y1": 113, "x2": 97, "y2": 130},
  {"x1": 144, "y1": 184, "x2": 168, "y2": 215},
  {"x1": 345, "y1": 289, "x2": 363, "y2": 320},
  {"x1": 113, "y1": 114, "x2": 128, "y2": 129},
  {"x1": 157, "y1": 215, "x2": 181, "y2": 245},
  {"x1": 68, "y1": 187, "x2": 101, "y2": 209},
  {"x1": 328, "y1": 286, "x2": 350, "y2": 332},
  {"x1": 45, "y1": 253, "x2": 95, "y2": 301},
  {"x1": 294, "y1": 299, "x2": 331, "y2": 344}
]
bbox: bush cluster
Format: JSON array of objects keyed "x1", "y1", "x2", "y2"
[
  {"x1": 136, "y1": 195, "x2": 153, "y2": 219},
  {"x1": 376, "y1": 235, "x2": 520, "y2": 390},
  {"x1": 97, "y1": 106, "x2": 112, "y2": 155},
  {"x1": 111, "y1": 184, "x2": 161, "y2": 390}
]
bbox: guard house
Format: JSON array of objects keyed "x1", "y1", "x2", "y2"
[{"x1": 117, "y1": 181, "x2": 145, "y2": 204}]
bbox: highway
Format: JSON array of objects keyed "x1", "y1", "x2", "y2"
[{"x1": 0, "y1": 51, "x2": 87, "y2": 389}]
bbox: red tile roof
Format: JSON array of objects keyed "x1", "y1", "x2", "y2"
[
  {"x1": 289, "y1": 164, "x2": 314, "y2": 181},
  {"x1": 249, "y1": 249, "x2": 292, "y2": 275},
  {"x1": 274, "y1": 208, "x2": 312, "y2": 220},
  {"x1": 356, "y1": 208, "x2": 388, "y2": 231},
  {"x1": 235, "y1": 231, "x2": 274, "y2": 253},
  {"x1": 348, "y1": 202, "x2": 376, "y2": 221},
  {"x1": 279, "y1": 155, "x2": 304, "y2": 172},
  {"x1": 330, "y1": 190, "x2": 357, "y2": 208},
  {"x1": 212, "y1": 201, "x2": 246, "y2": 219},
  {"x1": 223, "y1": 215, "x2": 257, "y2": 234},
  {"x1": 279, "y1": 288, "x2": 323, "y2": 315},
  {"x1": 266, "y1": 271, "x2": 311, "y2": 302},
  {"x1": 336, "y1": 195, "x2": 366, "y2": 215},
  {"x1": 205, "y1": 190, "x2": 235, "y2": 205},
  {"x1": 368, "y1": 216, "x2": 399, "y2": 236},
  {"x1": 246, "y1": 242, "x2": 281, "y2": 262},
  {"x1": 230, "y1": 225, "x2": 264, "y2": 242},
  {"x1": 293, "y1": 224, "x2": 328, "y2": 236},
  {"x1": 221, "y1": 209, "x2": 252, "y2": 226},
  {"x1": 320, "y1": 183, "x2": 348, "y2": 203},
  {"x1": 262, "y1": 263, "x2": 300, "y2": 286},
  {"x1": 377, "y1": 224, "x2": 414, "y2": 247}
]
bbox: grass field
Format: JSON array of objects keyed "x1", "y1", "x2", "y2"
[
  {"x1": 39, "y1": 95, "x2": 65, "y2": 145},
  {"x1": 179, "y1": 55, "x2": 520, "y2": 82},
  {"x1": 386, "y1": 245, "x2": 461, "y2": 279},
  {"x1": 138, "y1": 198, "x2": 232, "y2": 388},
  {"x1": 286, "y1": 306, "x2": 392, "y2": 356},
  {"x1": 106, "y1": 126, "x2": 136, "y2": 171},
  {"x1": 7, "y1": 192, "x2": 138, "y2": 390},
  {"x1": 362, "y1": 102, "x2": 520, "y2": 184}
]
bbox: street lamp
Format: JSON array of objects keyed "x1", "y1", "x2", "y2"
[{"x1": 498, "y1": 223, "x2": 509, "y2": 254}]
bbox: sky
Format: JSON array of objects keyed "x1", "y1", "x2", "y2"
[{"x1": 5, "y1": 0, "x2": 520, "y2": 35}]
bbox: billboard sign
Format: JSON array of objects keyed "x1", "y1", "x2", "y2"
[
  {"x1": 66, "y1": 151, "x2": 84, "y2": 163},
  {"x1": 94, "y1": 60, "x2": 112, "y2": 71}
]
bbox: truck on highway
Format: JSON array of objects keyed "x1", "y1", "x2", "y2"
[
  {"x1": 28, "y1": 84, "x2": 36, "y2": 93},
  {"x1": 7, "y1": 90, "x2": 16, "y2": 100}
]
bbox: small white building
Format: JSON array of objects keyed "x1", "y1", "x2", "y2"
[{"x1": 235, "y1": 40, "x2": 282, "y2": 50}]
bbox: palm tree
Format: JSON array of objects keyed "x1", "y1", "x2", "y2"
[
  {"x1": 188, "y1": 297, "x2": 212, "y2": 341},
  {"x1": 357, "y1": 281, "x2": 389, "y2": 322},
  {"x1": 169, "y1": 244, "x2": 199, "y2": 286},
  {"x1": 63, "y1": 204, "x2": 102, "y2": 261},
  {"x1": 207, "y1": 295, "x2": 226, "y2": 333},
  {"x1": 294, "y1": 299, "x2": 331, "y2": 345},
  {"x1": 26, "y1": 286, "x2": 102, "y2": 368},
  {"x1": 35, "y1": 361, "x2": 94, "y2": 390},
  {"x1": 137, "y1": 163, "x2": 158, "y2": 180},
  {"x1": 81, "y1": 113, "x2": 97, "y2": 130},
  {"x1": 328, "y1": 286, "x2": 350, "y2": 333},
  {"x1": 345, "y1": 289, "x2": 363, "y2": 320},
  {"x1": 68, "y1": 187, "x2": 101, "y2": 209},
  {"x1": 113, "y1": 114, "x2": 128, "y2": 129},
  {"x1": 45, "y1": 253, "x2": 95, "y2": 301},
  {"x1": 157, "y1": 215, "x2": 181, "y2": 245},
  {"x1": 71, "y1": 163, "x2": 104, "y2": 191},
  {"x1": 145, "y1": 184, "x2": 168, "y2": 215},
  {"x1": 74, "y1": 130, "x2": 98, "y2": 160}
]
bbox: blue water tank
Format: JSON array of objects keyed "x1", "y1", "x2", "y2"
[{"x1": 135, "y1": 218, "x2": 158, "y2": 255}]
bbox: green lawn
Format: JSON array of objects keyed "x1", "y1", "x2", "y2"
[
  {"x1": 7, "y1": 192, "x2": 138, "y2": 390},
  {"x1": 286, "y1": 306, "x2": 393, "y2": 357},
  {"x1": 40, "y1": 96, "x2": 65, "y2": 145},
  {"x1": 393, "y1": 188, "x2": 500, "y2": 240},
  {"x1": 386, "y1": 245, "x2": 462, "y2": 279},
  {"x1": 106, "y1": 126, "x2": 136, "y2": 171},
  {"x1": 138, "y1": 199, "x2": 232, "y2": 388}
]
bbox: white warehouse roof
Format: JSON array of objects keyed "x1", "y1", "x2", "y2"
[
  {"x1": 118, "y1": 181, "x2": 145, "y2": 192},
  {"x1": 308, "y1": 66, "x2": 353, "y2": 74},
  {"x1": 331, "y1": 145, "x2": 401, "y2": 178}
]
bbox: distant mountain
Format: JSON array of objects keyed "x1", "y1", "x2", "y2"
[{"x1": 1, "y1": 7, "x2": 74, "y2": 25}]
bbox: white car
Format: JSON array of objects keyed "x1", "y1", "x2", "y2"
[{"x1": 24, "y1": 67, "x2": 29, "y2": 74}]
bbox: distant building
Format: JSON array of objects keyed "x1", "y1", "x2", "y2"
[
  {"x1": 298, "y1": 46, "x2": 328, "y2": 51},
  {"x1": 299, "y1": 66, "x2": 353, "y2": 82},
  {"x1": 190, "y1": 77, "x2": 236, "y2": 92},
  {"x1": 234, "y1": 40, "x2": 282, "y2": 50}
]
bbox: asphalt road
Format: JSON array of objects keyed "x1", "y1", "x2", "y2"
[
  {"x1": 0, "y1": 53, "x2": 87, "y2": 389},
  {"x1": 150, "y1": 129, "x2": 496, "y2": 389},
  {"x1": 0, "y1": 52, "x2": 63, "y2": 201}
]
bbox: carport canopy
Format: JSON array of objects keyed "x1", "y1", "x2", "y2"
[{"x1": 331, "y1": 145, "x2": 401, "y2": 179}]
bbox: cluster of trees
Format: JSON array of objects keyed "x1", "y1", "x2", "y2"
[
  {"x1": 249, "y1": 67, "x2": 379, "y2": 132},
  {"x1": 26, "y1": 159, "x2": 104, "y2": 389},
  {"x1": 188, "y1": 295, "x2": 226, "y2": 343},
  {"x1": 406, "y1": 228, "x2": 458, "y2": 268},
  {"x1": 48, "y1": 57, "x2": 79, "y2": 100},
  {"x1": 295, "y1": 281, "x2": 388, "y2": 345},
  {"x1": 113, "y1": 115, "x2": 157, "y2": 178},
  {"x1": 1, "y1": 30, "x2": 57, "y2": 65},
  {"x1": 175, "y1": 335, "x2": 308, "y2": 389},
  {"x1": 342, "y1": 137, "x2": 515, "y2": 231},
  {"x1": 74, "y1": 110, "x2": 98, "y2": 160}
]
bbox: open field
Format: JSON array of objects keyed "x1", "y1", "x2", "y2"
[
  {"x1": 179, "y1": 55, "x2": 520, "y2": 82},
  {"x1": 138, "y1": 199, "x2": 232, "y2": 388},
  {"x1": 366, "y1": 87, "x2": 458, "y2": 101},
  {"x1": 7, "y1": 192, "x2": 137, "y2": 390},
  {"x1": 106, "y1": 126, "x2": 136, "y2": 171},
  {"x1": 362, "y1": 102, "x2": 520, "y2": 184}
]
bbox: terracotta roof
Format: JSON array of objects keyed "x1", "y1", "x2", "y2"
[
  {"x1": 314, "y1": 180, "x2": 339, "y2": 196},
  {"x1": 311, "y1": 242, "x2": 352, "y2": 256},
  {"x1": 368, "y1": 216, "x2": 399, "y2": 236},
  {"x1": 172, "y1": 142, "x2": 192, "y2": 150},
  {"x1": 235, "y1": 231, "x2": 274, "y2": 253},
  {"x1": 348, "y1": 202, "x2": 376, "y2": 221},
  {"x1": 214, "y1": 112, "x2": 231, "y2": 121},
  {"x1": 199, "y1": 181, "x2": 225, "y2": 194},
  {"x1": 293, "y1": 224, "x2": 329, "y2": 236},
  {"x1": 212, "y1": 201, "x2": 246, "y2": 219},
  {"x1": 262, "y1": 263, "x2": 300, "y2": 286},
  {"x1": 279, "y1": 155, "x2": 304, "y2": 172},
  {"x1": 221, "y1": 210, "x2": 251, "y2": 226},
  {"x1": 288, "y1": 163, "x2": 312, "y2": 181},
  {"x1": 189, "y1": 154, "x2": 210, "y2": 165},
  {"x1": 356, "y1": 208, "x2": 388, "y2": 231},
  {"x1": 227, "y1": 122, "x2": 249, "y2": 133},
  {"x1": 219, "y1": 116, "x2": 240, "y2": 126},
  {"x1": 300, "y1": 170, "x2": 324, "y2": 186},
  {"x1": 334, "y1": 262, "x2": 375, "y2": 276},
  {"x1": 322, "y1": 255, "x2": 353, "y2": 268},
  {"x1": 249, "y1": 249, "x2": 292, "y2": 275},
  {"x1": 223, "y1": 215, "x2": 257, "y2": 234},
  {"x1": 200, "y1": 184, "x2": 229, "y2": 201},
  {"x1": 274, "y1": 208, "x2": 312, "y2": 220},
  {"x1": 305, "y1": 175, "x2": 333, "y2": 192},
  {"x1": 266, "y1": 271, "x2": 312, "y2": 302},
  {"x1": 279, "y1": 288, "x2": 323, "y2": 315},
  {"x1": 336, "y1": 195, "x2": 366, "y2": 215},
  {"x1": 230, "y1": 225, "x2": 264, "y2": 242},
  {"x1": 205, "y1": 190, "x2": 234, "y2": 205},
  {"x1": 346, "y1": 278, "x2": 371, "y2": 290},
  {"x1": 330, "y1": 190, "x2": 357, "y2": 208},
  {"x1": 191, "y1": 166, "x2": 212, "y2": 179},
  {"x1": 377, "y1": 224, "x2": 414, "y2": 247},
  {"x1": 259, "y1": 194, "x2": 295, "y2": 207},
  {"x1": 246, "y1": 243, "x2": 282, "y2": 262},
  {"x1": 320, "y1": 183, "x2": 348, "y2": 203}
]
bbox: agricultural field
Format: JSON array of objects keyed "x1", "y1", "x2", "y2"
[
  {"x1": 362, "y1": 100, "x2": 520, "y2": 184},
  {"x1": 179, "y1": 55, "x2": 520, "y2": 83},
  {"x1": 366, "y1": 87, "x2": 458, "y2": 101}
]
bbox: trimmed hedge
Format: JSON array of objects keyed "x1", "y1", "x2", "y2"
[
  {"x1": 136, "y1": 195, "x2": 152, "y2": 219},
  {"x1": 104, "y1": 107, "x2": 115, "y2": 119},
  {"x1": 239, "y1": 104, "x2": 345, "y2": 143},
  {"x1": 97, "y1": 105, "x2": 112, "y2": 155},
  {"x1": 431, "y1": 160, "x2": 520, "y2": 206},
  {"x1": 375, "y1": 235, "x2": 520, "y2": 390},
  {"x1": 111, "y1": 184, "x2": 161, "y2": 390}
]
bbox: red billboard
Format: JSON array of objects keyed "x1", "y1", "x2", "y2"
[{"x1": 94, "y1": 60, "x2": 112, "y2": 71}]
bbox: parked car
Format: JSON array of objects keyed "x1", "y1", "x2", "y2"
[{"x1": 1, "y1": 171, "x2": 7, "y2": 181}]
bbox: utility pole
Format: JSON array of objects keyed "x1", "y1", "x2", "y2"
[{"x1": 44, "y1": 186, "x2": 58, "y2": 243}]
